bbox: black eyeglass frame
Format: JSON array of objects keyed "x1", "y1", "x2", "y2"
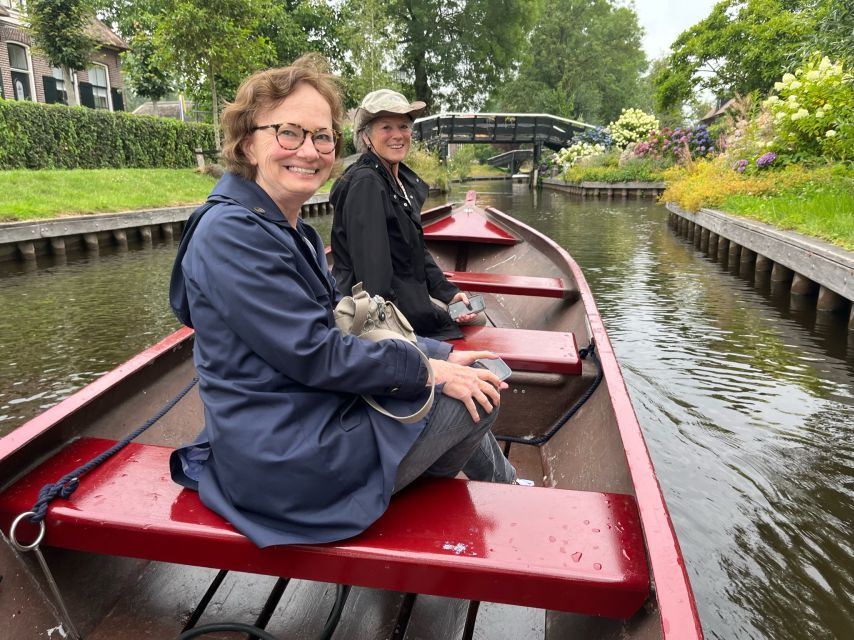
[{"x1": 251, "y1": 122, "x2": 339, "y2": 154}]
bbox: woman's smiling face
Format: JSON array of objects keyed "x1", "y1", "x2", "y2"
[
  {"x1": 242, "y1": 82, "x2": 335, "y2": 216},
  {"x1": 364, "y1": 114, "x2": 412, "y2": 166}
]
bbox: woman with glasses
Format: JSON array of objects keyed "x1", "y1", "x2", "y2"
[
  {"x1": 330, "y1": 90, "x2": 483, "y2": 341},
  {"x1": 168, "y1": 55, "x2": 516, "y2": 548}
]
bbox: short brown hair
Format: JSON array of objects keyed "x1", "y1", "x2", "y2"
[{"x1": 221, "y1": 53, "x2": 344, "y2": 181}]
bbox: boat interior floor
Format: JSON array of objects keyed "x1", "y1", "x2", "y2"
[{"x1": 7, "y1": 544, "x2": 660, "y2": 640}]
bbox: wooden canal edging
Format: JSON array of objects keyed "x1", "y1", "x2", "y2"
[
  {"x1": 666, "y1": 202, "x2": 854, "y2": 331},
  {"x1": 0, "y1": 193, "x2": 333, "y2": 264},
  {"x1": 542, "y1": 177, "x2": 665, "y2": 199}
]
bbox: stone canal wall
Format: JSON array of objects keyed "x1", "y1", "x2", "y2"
[
  {"x1": 542, "y1": 177, "x2": 665, "y2": 199},
  {"x1": 666, "y1": 203, "x2": 853, "y2": 331},
  {"x1": 0, "y1": 193, "x2": 333, "y2": 263}
]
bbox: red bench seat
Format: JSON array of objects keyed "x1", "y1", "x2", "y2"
[
  {"x1": 0, "y1": 438, "x2": 649, "y2": 619},
  {"x1": 444, "y1": 271, "x2": 570, "y2": 298},
  {"x1": 451, "y1": 325, "x2": 582, "y2": 375}
]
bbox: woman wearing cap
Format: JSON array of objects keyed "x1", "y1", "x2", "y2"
[
  {"x1": 168, "y1": 58, "x2": 516, "y2": 548},
  {"x1": 330, "y1": 89, "x2": 480, "y2": 341}
]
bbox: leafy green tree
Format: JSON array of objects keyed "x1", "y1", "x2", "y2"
[
  {"x1": 27, "y1": 0, "x2": 99, "y2": 106},
  {"x1": 152, "y1": 0, "x2": 277, "y2": 147},
  {"x1": 493, "y1": 0, "x2": 646, "y2": 124},
  {"x1": 652, "y1": 0, "x2": 814, "y2": 112},
  {"x1": 340, "y1": 0, "x2": 404, "y2": 106},
  {"x1": 105, "y1": 0, "x2": 347, "y2": 140},
  {"x1": 801, "y1": 0, "x2": 854, "y2": 64},
  {"x1": 344, "y1": 0, "x2": 537, "y2": 111}
]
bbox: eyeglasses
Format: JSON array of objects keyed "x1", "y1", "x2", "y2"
[{"x1": 251, "y1": 122, "x2": 338, "y2": 154}]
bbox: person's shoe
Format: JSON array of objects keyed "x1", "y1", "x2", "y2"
[{"x1": 513, "y1": 478, "x2": 535, "y2": 486}]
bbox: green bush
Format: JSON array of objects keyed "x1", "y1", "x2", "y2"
[
  {"x1": 0, "y1": 99, "x2": 215, "y2": 169},
  {"x1": 561, "y1": 157, "x2": 665, "y2": 183},
  {"x1": 764, "y1": 54, "x2": 854, "y2": 162}
]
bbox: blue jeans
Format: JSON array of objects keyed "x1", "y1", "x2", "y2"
[{"x1": 393, "y1": 394, "x2": 516, "y2": 492}]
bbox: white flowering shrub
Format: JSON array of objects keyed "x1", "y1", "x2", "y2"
[
  {"x1": 554, "y1": 142, "x2": 606, "y2": 170},
  {"x1": 763, "y1": 54, "x2": 854, "y2": 160},
  {"x1": 606, "y1": 108, "x2": 660, "y2": 149}
]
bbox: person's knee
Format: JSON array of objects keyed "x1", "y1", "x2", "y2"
[{"x1": 474, "y1": 400, "x2": 500, "y2": 432}]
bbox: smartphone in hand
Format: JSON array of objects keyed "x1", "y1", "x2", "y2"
[
  {"x1": 448, "y1": 294, "x2": 485, "y2": 320},
  {"x1": 474, "y1": 356, "x2": 513, "y2": 381}
]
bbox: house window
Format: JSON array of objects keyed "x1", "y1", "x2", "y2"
[
  {"x1": 52, "y1": 68, "x2": 69, "y2": 104},
  {"x1": 87, "y1": 63, "x2": 110, "y2": 109},
  {"x1": 7, "y1": 43, "x2": 33, "y2": 101}
]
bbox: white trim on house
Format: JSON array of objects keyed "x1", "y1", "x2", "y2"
[
  {"x1": 87, "y1": 61, "x2": 111, "y2": 110},
  {"x1": 6, "y1": 40, "x2": 35, "y2": 102}
]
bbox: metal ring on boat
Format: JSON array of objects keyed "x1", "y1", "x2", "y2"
[{"x1": 9, "y1": 511, "x2": 46, "y2": 551}]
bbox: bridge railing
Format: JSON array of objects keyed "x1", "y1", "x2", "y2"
[{"x1": 413, "y1": 112, "x2": 594, "y2": 151}]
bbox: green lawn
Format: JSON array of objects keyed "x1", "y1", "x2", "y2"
[
  {"x1": 722, "y1": 176, "x2": 854, "y2": 251},
  {"x1": 0, "y1": 169, "x2": 217, "y2": 221}
]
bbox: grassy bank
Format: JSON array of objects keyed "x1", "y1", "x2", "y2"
[
  {"x1": 662, "y1": 161, "x2": 854, "y2": 251},
  {"x1": 0, "y1": 169, "x2": 217, "y2": 221}
]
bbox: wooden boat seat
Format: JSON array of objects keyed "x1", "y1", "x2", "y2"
[
  {"x1": 0, "y1": 437, "x2": 649, "y2": 619},
  {"x1": 450, "y1": 325, "x2": 582, "y2": 375},
  {"x1": 444, "y1": 271, "x2": 572, "y2": 299}
]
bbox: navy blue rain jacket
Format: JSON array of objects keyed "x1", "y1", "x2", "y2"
[{"x1": 169, "y1": 172, "x2": 451, "y2": 547}]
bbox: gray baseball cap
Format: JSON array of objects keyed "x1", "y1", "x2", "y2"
[{"x1": 353, "y1": 89, "x2": 427, "y2": 132}]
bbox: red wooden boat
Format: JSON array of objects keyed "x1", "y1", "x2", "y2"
[{"x1": 0, "y1": 192, "x2": 702, "y2": 639}]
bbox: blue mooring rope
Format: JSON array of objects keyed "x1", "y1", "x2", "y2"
[{"x1": 29, "y1": 377, "x2": 199, "y2": 524}]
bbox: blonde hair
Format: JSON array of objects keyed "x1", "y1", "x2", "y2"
[{"x1": 221, "y1": 53, "x2": 344, "y2": 180}]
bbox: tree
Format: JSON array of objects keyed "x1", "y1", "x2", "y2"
[
  {"x1": 104, "y1": 2, "x2": 173, "y2": 110},
  {"x1": 342, "y1": 0, "x2": 537, "y2": 111},
  {"x1": 801, "y1": 0, "x2": 854, "y2": 64},
  {"x1": 652, "y1": 0, "x2": 815, "y2": 112},
  {"x1": 492, "y1": 0, "x2": 647, "y2": 124},
  {"x1": 104, "y1": 0, "x2": 347, "y2": 142},
  {"x1": 339, "y1": 0, "x2": 404, "y2": 106},
  {"x1": 152, "y1": 0, "x2": 278, "y2": 147},
  {"x1": 27, "y1": 0, "x2": 99, "y2": 106}
]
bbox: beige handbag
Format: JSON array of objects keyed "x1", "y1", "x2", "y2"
[{"x1": 334, "y1": 283, "x2": 435, "y2": 423}]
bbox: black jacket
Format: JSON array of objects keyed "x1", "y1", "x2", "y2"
[{"x1": 330, "y1": 150, "x2": 463, "y2": 340}]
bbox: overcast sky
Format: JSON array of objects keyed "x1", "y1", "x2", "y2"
[{"x1": 631, "y1": 0, "x2": 720, "y2": 60}]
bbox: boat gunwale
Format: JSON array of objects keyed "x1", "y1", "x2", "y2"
[{"x1": 479, "y1": 203, "x2": 703, "y2": 639}]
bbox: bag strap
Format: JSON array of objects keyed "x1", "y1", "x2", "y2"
[
  {"x1": 362, "y1": 344, "x2": 435, "y2": 424},
  {"x1": 351, "y1": 287, "x2": 371, "y2": 336}
]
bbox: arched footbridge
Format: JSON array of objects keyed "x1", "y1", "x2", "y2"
[{"x1": 412, "y1": 113, "x2": 594, "y2": 168}]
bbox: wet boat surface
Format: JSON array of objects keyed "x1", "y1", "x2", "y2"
[{"x1": 0, "y1": 193, "x2": 702, "y2": 639}]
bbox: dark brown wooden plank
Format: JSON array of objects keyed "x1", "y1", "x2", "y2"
[
  {"x1": 402, "y1": 594, "x2": 467, "y2": 640},
  {"x1": 331, "y1": 587, "x2": 408, "y2": 640},
  {"x1": 264, "y1": 579, "x2": 337, "y2": 638}
]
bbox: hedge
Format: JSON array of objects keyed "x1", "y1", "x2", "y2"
[{"x1": 0, "y1": 99, "x2": 215, "y2": 170}]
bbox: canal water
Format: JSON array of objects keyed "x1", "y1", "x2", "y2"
[{"x1": 2, "y1": 181, "x2": 852, "y2": 639}]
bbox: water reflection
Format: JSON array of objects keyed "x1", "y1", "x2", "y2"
[
  {"x1": 438, "y1": 185, "x2": 853, "y2": 640},
  {"x1": 1, "y1": 183, "x2": 852, "y2": 639}
]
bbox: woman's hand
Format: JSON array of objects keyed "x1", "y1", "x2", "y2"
[
  {"x1": 447, "y1": 350, "x2": 499, "y2": 366},
  {"x1": 429, "y1": 358, "x2": 508, "y2": 423},
  {"x1": 448, "y1": 291, "x2": 479, "y2": 323}
]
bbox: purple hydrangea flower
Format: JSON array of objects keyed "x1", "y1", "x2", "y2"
[
  {"x1": 733, "y1": 159, "x2": 748, "y2": 173},
  {"x1": 756, "y1": 152, "x2": 777, "y2": 168}
]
